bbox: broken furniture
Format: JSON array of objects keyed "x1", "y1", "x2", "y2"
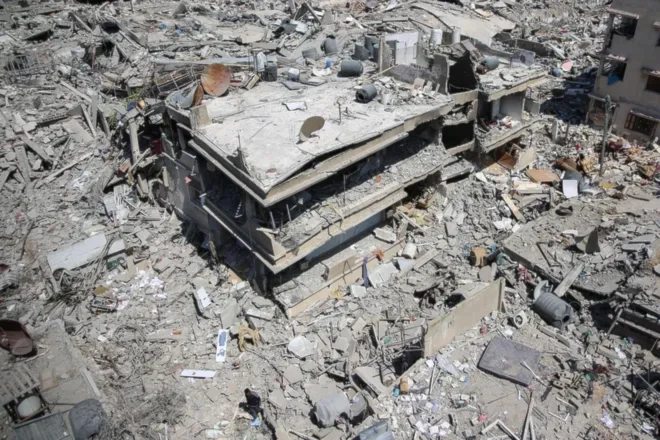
[{"x1": 1, "y1": 364, "x2": 49, "y2": 423}]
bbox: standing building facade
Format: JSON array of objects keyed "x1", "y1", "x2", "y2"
[{"x1": 588, "y1": 0, "x2": 660, "y2": 142}]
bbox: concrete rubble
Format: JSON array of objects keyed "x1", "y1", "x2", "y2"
[{"x1": 1, "y1": 0, "x2": 660, "y2": 439}]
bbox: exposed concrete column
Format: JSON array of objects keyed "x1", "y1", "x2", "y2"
[
  {"x1": 451, "y1": 26, "x2": 461, "y2": 44},
  {"x1": 176, "y1": 126, "x2": 187, "y2": 150},
  {"x1": 594, "y1": 13, "x2": 615, "y2": 95},
  {"x1": 490, "y1": 99, "x2": 501, "y2": 120},
  {"x1": 585, "y1": 97, "x2": 595, "y2": 124},
  {"x1": 602, "y1": 13, "x2": 614, "y2": 53}
]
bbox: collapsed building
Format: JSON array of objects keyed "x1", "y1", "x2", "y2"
[
  {"x1": 4, "y1": 0, "x2": 660, "y2": 439},
  {"x1": 154, "y1": 34, "x2": 549, "y2": 314}
]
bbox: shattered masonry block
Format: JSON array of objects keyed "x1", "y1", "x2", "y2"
[{"x1": 373, "y1": 228, "x2": 396, "y2": 243}]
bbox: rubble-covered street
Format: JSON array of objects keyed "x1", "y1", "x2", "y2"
[{"x1": 2, "y1": 0, "x2": 660, "y2": 439}]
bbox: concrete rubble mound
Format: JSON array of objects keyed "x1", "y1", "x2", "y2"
[{"x1": 2, "y1": 0, "x2": 660, "y2": 438}]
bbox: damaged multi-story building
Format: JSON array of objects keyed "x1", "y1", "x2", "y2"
[
  {"x1": 588, "y1": 0, "x2": 660, "y2": 142},
  {"x1": 438, "y1": 40, "x2": 549, "y2": 154},
  {"x1": 154, "y1": 31, "x2": 548, "y2": 315}
]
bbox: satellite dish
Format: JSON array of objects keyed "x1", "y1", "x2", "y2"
[
  {"x1": 299, "y1": 116, "x2": 325, "y2": 142},
  {"x1": 201, "y1": 64, "x2": 231, "y2": 96}
]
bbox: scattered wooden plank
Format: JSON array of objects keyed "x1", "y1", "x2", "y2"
[
  {"x1": 60, "y1": 81, "x2": 91, "y2": 102},
  {"x1": 36, "y1": 152, "x2": 94, "y2": 188},
  {"x1": 502, "y1": 193, "x2": 524, "y2": 222},
  {"x1": 413, "y1": 249, "x2": 440, "y2": 272},
  {"x1": 554, "y1": 263, "x2": 584, "y2": 297},
  {"x1": 527, "y1": 169, "x2": 560, "y2": 183},
  {"x1": 69, "y1": 12, "x2": 92, "y2": 33},
  {"x1": 15, "y1": 144, "x2": 31, "y2": 184},
  {"x1": 20, "y1": 135, "x2": 52, "y2": 164}
]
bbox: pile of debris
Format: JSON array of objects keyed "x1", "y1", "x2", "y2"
[{"x1": 1, "y1": 0, "x2": 660, "y2": 439}]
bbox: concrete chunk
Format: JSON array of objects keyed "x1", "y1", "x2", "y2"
[
  {"x1": 368, "y1": 262, "x2": 398, "y2": 287},
  {"x1": 218, "y1": 297, "x2": 238, "y2": 329},
  {"x1": 62, "y1": 119, "x2": 93, "y2": 144},
  {"x1": 445, "y1": 222, "x2": 458, "y2": 237},
  {"x1": 630, "y1": 234, "x2": 656, "y2": 244},
  {"x1": 333, "y1": 337, "x2": 350, "y2": 353},
  {"x1": 283, "y1": 364, "x2": 304, "y2": 385},
  {"x1": 153, "y1": 257, "x2": 173, "y2": 273},
  {"x1": 269, "y1": 388, "x2": 288, "y2": 409},
  {"x1": 349, "y1": 285, "x2": 366, "y2": 298},
  {"x1": 47, "y1": 234, "x2": 125, "y2": 272},
  {"x1": 373, "y1": 227, "x2": 396, "y2": 243},
  {"x1": 352, "y1": 317, "x2": 367, "y2": 334},
  {"x1": 288, "y1": 335, "x2": 315, "y2": 358},
  {"x1": 245, "y1": 307, "x2": 274, "y2": 321},
  {"x1": 621, "y1": 242, "x2": 645, "y2": 252}
]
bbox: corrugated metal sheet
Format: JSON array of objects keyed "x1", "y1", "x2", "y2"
[{"x1": 13, "y1": 413, "x2": 73, "y2": 440}]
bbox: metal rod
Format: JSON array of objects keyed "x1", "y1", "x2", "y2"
[{"x1": 269, "y1": 211, "x2": 276, "y2": 230}]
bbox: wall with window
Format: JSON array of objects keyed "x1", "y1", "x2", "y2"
[
  {"x1": 597, "y1": 0, "x2": 660, "y2": 138},
  {"x1": 611, "y1": 102, "x2": 660, "y2": 142}
]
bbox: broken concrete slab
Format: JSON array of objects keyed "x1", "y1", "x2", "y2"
[
  {"x1": 354, "y1": 366, "x2": 388, "y2": 396},
  {"x1": 47, "y1": 234, "x2": 125, "y2": 273},
  {"x1": 152, "y1": 257, "x2": 173, "y2": 274},
  {"x1": 553, "y1": 263, "x2": 584, "y2": 297},
  {"x1": 368, "y1": 262, "x2": 398, "y2": 287},
  {"x1": 269, "y1": 388, "x2": 288, "y2": 409},
  {"x1": 478, "y1": 265, "x2": 493, "y2": 282},
  {"x1": 622, "y1": 242, "x2": 645, "y2": 252},
  {"x1": 218, "y1": 298, "x2": 238, "y2": 329},
  {"x1": 194, "y1": 287, "x2": 211, "y2": 310},
  {"x1": 288, "y1": 335, "x2": 315, "y2": 358},
  {"x1": 62, "y1": 119, "x2": 93, "y2": 144},
  {"x1": 373, "y1": 227, "x2": 397, "y2": 243},
  {"x1": 352, "y1": 317, "x2": 367, "y2": 335},
  {"x1": 575, "y1": 228, "x2": 600, "y2": 254},
  {"x1": 630, "y1": 234, "x2": 656, "y2": 244},
  {"x1": 333, "y1": 336, "x2": 350, "y2": 353},
  {"x1": 424, "y1": 279, "x2": 504, "y2": 356},
  {"x1": 349, "y1": 285, "x2": 367, "y2": 298},
  {"x1": 283, "y1": 364, "x2": 304, "y2": 385},
  {"x1": 445, "y1": 222, "x2": 458, "y2": 237},
  {"x1": 245, "y1": 307, "x2": 275, "y2": 321},
  {"x1": 478, "y1": 336, "x2": 541, "y2": 386}
]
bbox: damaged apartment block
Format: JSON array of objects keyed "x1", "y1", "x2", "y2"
[
  {"x1": 6, "y1": 0, "x2": 660, "y2": 438},
  {"x1": 153, "y1": 30, "x2": 552, "y2": 318},
  {"x1": 157, "y1": 57, "x2": 477, "y2": 314},
  {"x1": 587, "y1": 0, "x2": 660, "y2": 143}
]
